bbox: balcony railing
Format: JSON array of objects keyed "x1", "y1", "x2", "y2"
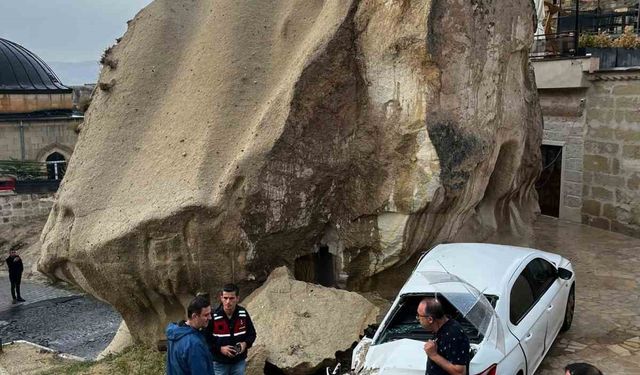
[
  {"x1": 531, "y1": 3, "x2": 640, "y2": 61},
  {"x1": 531, "y1": 32, "x2": 580, "y2": 58}
]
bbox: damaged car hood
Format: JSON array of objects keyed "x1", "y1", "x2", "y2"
[{"x1": 360, "y1": 339, "x2": 426, "y2": 374}]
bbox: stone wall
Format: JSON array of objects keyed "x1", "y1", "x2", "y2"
[
  {"x1": 0, "y1": 93, "x2": 73, "y2": 114},
  {"x1": 582, "y1": 74, "x2": 640, "y2": 237},
  {"x1": 0, "y1": 119, "x2": 80, "y2": 161},
  {"x1": 0, "y1": 193, "x2": 55, "y2": 225}
]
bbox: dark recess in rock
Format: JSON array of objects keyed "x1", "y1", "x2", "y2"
[{"x1": 426, "y1": 116, "x2": 485, "y2": 191}]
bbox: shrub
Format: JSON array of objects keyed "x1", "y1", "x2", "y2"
[
  {"x1": 100, "y1": 45, "x2": 118, "y2": 69},
  {"x1": 593, "y1": 32, "x2": 614, "y2": 48},
  {"x1": 579, "y1": 27, "x2": 640, "y2": 49},
  {"x1": 613, "y1": 26, "x2": 640, "y2": 49},
  {"x1": 99, "y1": 45, "x2": 114, "y2": 65},
  {"x1": 0, "y1": 159, "x2": 46, "y2": 180},
  {"x1": 579, "y1": 33, "x2": 597, "y2": 48}
]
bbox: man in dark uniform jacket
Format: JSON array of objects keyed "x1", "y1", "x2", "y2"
[
  {"x1": 203, "y1": 283, "x2": 256, "y2": 375},
  {"x1": 417, "y1": 297, "x2": 470, "y2": 375},
  {"x1": 6, "y1": 249, "x2": 25, "y2": 303}
]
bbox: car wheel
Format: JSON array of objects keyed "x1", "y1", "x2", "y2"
[{"x1": 561, "y1": 284, "x2": 575, "y2": 332}]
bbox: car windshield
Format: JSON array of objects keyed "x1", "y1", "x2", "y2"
[{"x1": 376, "y1": 293, "x2": 499, "y2": 345}]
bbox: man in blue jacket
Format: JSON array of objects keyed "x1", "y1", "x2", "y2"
[{"x1": 166, "y1": 296, "x2": 214, "y2": 375}]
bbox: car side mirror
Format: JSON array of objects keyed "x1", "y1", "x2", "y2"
[{"x1": 558, "y1": 267, "x2": 573, "y2": 280}]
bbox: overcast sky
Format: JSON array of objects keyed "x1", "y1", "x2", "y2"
[{"x1": 0, "y1": 0, "x2": 153, "y2": 63}]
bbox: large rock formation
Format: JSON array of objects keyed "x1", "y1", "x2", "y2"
[
  {"x1": 39, "y1": 0, "x2": 542, "y2": 344},
  {"x1": 97, "y1": 321, "x2": 133, "y2": 360},
  {"x1": 243, "y1": 267, "x2": 379, "y2": 374}
]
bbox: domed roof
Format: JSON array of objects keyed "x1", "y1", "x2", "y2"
[{"x1": 0, "y1": 38, "x2": 72, "y2": 93}]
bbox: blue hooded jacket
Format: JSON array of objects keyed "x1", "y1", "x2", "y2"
[{"x1": 166, "y1": 321, "x2": 214, "y2": 375}]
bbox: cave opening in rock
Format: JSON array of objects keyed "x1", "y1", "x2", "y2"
[
  {"x1": 536, "y1": 144, "x2": 563, "y2": 218},
  {"x1": 294, "y1": 245, "x2": 336, "y2": 287}
]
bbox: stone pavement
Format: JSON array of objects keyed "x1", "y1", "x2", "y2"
[
  {"x1": 505, "y1": 215, "x2": 640, "y2": 375},
  {"x1": 0, "y1": 274, "x2": 121, "y2": 359},
  {"x1": 0, "y1": 274, "x2": 77, "y2": 312}
]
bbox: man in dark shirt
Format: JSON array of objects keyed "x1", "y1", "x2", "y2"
[
  {"x1": 417, "y1": 298, "x2": 470, "y2": 375},
  {"x1": 203, "y1": 283, "x2": 256, "y2": 375},
  {"x1": 5, "y1": 249, "x2": 25, "y2": 303}
]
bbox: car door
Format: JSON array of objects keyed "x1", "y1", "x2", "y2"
[
  {"x1": 526, "y1": 258, "x2": 564, "y2": 349},
  {"x1": 507, "y1": 259, "x2": 549, "y2": 375}
]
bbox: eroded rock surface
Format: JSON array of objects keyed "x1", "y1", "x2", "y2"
[
  {"x1": 243, "y1": 267, "x2": 379, "y2": 374},
  {"x1": 97, "y1": 321, "x2": 133, "y2": 360},
  {"x1": 39, "y1": 0, "x2": 542, "y2": 344}
]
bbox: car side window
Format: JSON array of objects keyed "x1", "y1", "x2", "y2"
[
  {"x1": 525, "y1": 258, "x2": 557, "y2": 299},
  {"x1": 510, "y1": 273, "x2": 535, "y2": 324}
]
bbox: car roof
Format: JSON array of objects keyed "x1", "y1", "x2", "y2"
[{"x1": 399, "y1": 243, "x2": 559, "y2": 297}]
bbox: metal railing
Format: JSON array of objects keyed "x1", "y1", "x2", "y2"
[
  {"x1": 531, "y1": 32, "x2": 581, "y2": 58},
  {"x1": 0, "y1": 159, "x2": 66, "y2": 181},
  {"x1": 0, "y1": 159, "x2": 66, "y2": 193},
  {"x1": 531, "y1": 2, "x2": 640, "y2": 60}
]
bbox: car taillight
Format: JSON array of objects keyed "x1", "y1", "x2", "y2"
[{"x1": 475, "y1": 364, "x2": 497, "y2": 375}]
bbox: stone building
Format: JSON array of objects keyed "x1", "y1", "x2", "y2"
[
  {"x1": 532, "y1": 0, "x2": 640, "y2": 238},
  {"x1": 533, "y1": 56, "x2": 640, "y2": 238},
  {"x1": 0, "y1": 38, "x2": 82, "y2": 183}
]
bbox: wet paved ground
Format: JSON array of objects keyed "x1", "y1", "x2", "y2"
[
  {"x1": 0, "y1": 276, "x2": 76, "y2": 311},
  {"x1": 1, "y1": 215, "x2": 639, "y2": 372},
  {"x1": 505, "y1": 215, "x2": 640, "y2": 374},
  {"x1": 0, "y1": 276, "x2": 121, "y2": 359}
]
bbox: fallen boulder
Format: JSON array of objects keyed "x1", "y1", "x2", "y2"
[
  {"x1": 245, "y1": 343, "x2": 269, "y2": 375},
  {"x1": 243, "y1": 267, "x2": 379, "y2": 374},
  {"x1": 38, "y1": 0, "x2": 542, "y2": 345}
]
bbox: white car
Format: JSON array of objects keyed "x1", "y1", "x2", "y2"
[{"x1": 351, "y1": 243, "x2": 575, "y2": 375}]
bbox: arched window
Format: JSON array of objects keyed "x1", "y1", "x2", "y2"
[{"x1": 46, "y1": 152, "x2": 66, "y2": 180}]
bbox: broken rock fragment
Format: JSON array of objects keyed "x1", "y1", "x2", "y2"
[{"x1": 243, "y1": 267, "x2": 379, "y2": 374}]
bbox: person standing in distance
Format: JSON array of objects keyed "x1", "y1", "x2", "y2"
[
  {"x1": 204, "y1": 283, "x2": 256, "y2": 375},
  {"x1": 6, "y1": 249, "x2": 25, "y2": 303},
  {"x1": 166, "y1": 296, "x2": 214, "y2": 375},
  {"x1": 417, "y1": 297, "x2": 470, "y2": 375}
]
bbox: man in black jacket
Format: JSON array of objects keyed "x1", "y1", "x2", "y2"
[
  {"x1": 6, "y1": 249, "x2": 25, "y2": 303},
  {"x1": 203, "y1": 283, "x2": 256, "y2": 375}
]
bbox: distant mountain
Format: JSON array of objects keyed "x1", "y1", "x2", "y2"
[{"x1": 48, "y1": 61, "x2": 100, "y2": 86}]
